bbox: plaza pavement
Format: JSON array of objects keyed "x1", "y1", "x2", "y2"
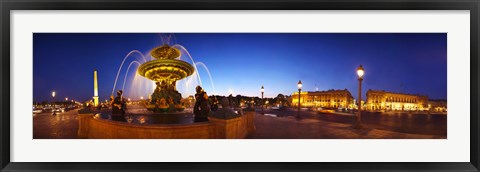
[
  {"x1": 33, "y1": 109, "x2": 446, "y2": 139},
  {"x1": 249, "y1": 112, "x2": 446, "y2": 139},
  {"x1": 33, "y1": 111, "x2": 79, "y2": 139}
]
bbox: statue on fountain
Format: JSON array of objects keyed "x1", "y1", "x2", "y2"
[
  {"x1": 111, "y1": 90, "x2": 126, "y2": 121},
  {"x1": 148, "y1": 80, "x2": 183, "y2": 112},
  {"x1": 194, "y1": 86, "x2": 210, "y2": 122},
  {"x1": 137, "y1": 44, "x2": 194, "y2": 113}
]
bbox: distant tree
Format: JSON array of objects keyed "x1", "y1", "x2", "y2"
[
  {"x1": 276, "y1": 94, "x2": 285, "y2": 99},
  {"x1": 235, "y1": 94, "x2": 243, "y2": 107},
  {"x1": 275, "y1": 94, "x2": 288, "y2": 106},
  {"x1": 253, "y1": 97, "x2": 261, "y2": 105}
]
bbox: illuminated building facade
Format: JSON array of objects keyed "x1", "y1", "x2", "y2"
[
  {"x1": 366, "y1": 89, "x2": 428, "y2": 111},
  {"x1": 428, "y1": 99, "x2": 447, "y2": 112},
  {"x1": 292, "y1": 89, "x2": 354, "y2": 108}
]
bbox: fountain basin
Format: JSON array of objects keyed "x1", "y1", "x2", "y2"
[
  {"x1": 77, "y1": 111, "x2": 256, "y2": 139},
  {"x1": 137, "y1": 59, "x2": 194, "y2": 81},
  {"x1": 126, "y1": 112, "x2": 193, "y2": 124}
]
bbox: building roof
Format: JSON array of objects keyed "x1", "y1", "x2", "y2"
[
  {"x1": 367, "y1": 89, "x2": 427, "y2": 97},
  {"x1": 292, "y1": 89, "x2": 353, "y2": 97}
]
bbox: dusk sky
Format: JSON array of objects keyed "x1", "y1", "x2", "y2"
[{"x1": 33, "y1": 33, "x2": 447, "y2": 103}]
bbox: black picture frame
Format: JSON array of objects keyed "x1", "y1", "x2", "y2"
[{"x1": 1, "y1": 0, "x2": 478, "y2": 171}]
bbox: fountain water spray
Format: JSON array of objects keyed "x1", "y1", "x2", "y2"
[
  {"x1": 172, "y1": 44, "x2": 203, "y2": 87},
  {"x1": 195, "y1": 62, "x2": 216, "y2": 95},
  {"x1": 121, "y1": 61, "x2": 142, "y2": 92},
  {"x1": 111, "y1": 50, "x2": 148, "y2": 96},
  {"x1": 111, "y1": 35, "x2": 216, "y2": 102}
]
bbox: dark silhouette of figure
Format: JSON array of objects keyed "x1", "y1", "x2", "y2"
[
  {"x1": 111, "y1": 90, "x2": 126, "y2": 122},
  {"x1": 211, "y1": 97, "x2": 219, "y2": 112},
  {"x1": 194, "y1": 86, "x2": 209, "y2": 122}
]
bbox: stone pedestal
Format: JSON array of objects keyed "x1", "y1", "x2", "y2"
[
  {"x1": 208, "y1": 117, "x2": 244, "y2": 139},
  {"x1": 77, "y1": 113, "x2": 94, "y2": 138},
  {"x1": 208, "y1": 112, "x2": 255, "y2": 139},
  {"x1": 244, "y1": 111, "x2": 256, "y2": 136}
]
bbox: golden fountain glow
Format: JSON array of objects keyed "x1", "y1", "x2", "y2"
[{"x1": 137, "y1": 44, "x2": 194, "y2": 86}]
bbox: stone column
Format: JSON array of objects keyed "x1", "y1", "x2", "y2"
[{"x1": 93, "y1": 69, "x2": 99, "y2": 107}]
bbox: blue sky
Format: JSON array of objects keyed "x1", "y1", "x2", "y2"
[{"x1": 33, "y1": 33, "x2": 447, "y2": 102}]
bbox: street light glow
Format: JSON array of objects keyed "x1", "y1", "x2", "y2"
[
  {"x1": 296, "y1": 80, "x2": 302, "y2": 119},
  {"x1": 357, "y1": 65, "x2": 365, "y2": 78},
  {"x1": 52, "y1": 91, "x2": 55, "y2": 98},
  {"x1": 355, "y1": 65, "x2": 365, "y2": 128}
]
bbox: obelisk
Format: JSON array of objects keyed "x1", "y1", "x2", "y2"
[{"x1": 93, "y1": 69, "x2": 99, "y2": 107}]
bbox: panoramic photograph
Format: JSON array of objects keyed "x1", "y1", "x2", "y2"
[{"x1": 33, "y1": 33, "x2": 447, "y2": 139}]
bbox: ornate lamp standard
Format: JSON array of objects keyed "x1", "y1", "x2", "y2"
[
  {"x1": 261, "y1": 85, "x2": 264, "y2": 114},
  {"x1": 355, "y1": 65, "x2": 364, "y2": 128},
  {"x1": 52, "y1": 91, "x2": 55, "y2": 104},
  {"x1": 297, "y1": 80, "x2": 302, "y2": 119},
  {"x1": 52, "y1": 91, "x2": 56, "y2": 115}
]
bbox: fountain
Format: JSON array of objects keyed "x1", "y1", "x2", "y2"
[
  {"x1": 77, "y1": 35, "x2": 255, "y2": 139},
  {"x1": 137, "y1": 44, "x2": 195, "y2": 113}
]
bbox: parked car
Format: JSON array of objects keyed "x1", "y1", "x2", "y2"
[
  {"x1": 317, "y1": 107, "x2": 335, "y2": 114},
  {"x1": 32, "y1": 108, "x2": 43, "y2": 114},
  {"x1": 272, "y1": 106, "x2": 287, "y2": 110},
  {"x1": 53, "y1": 108, "x2": 65, "y2": 113}
]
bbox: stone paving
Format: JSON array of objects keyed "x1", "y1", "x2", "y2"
[
  {"x1": 33, "y1": 110, "x2": 79, "y2": 139},
  {"x1": 249, "y1": 113, "x2": 446, "y2": 139},
  {"x1": 33, "y1": 109, "x2": 446, "y2": 139}
]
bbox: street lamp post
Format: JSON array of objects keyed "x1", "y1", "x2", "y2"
[
  {"x1": 297, "y1": 80, "x2": 302, "y2": 119},
  {"x1": 355, "y1": 65, "x2": 364, "y2": 128},
  {"x1": 52, "y1": 91, "x2": 55, "y2": 104},
  {"x1": 314, "y1": 85, "x2": 318, "y2": 108},
  {"x1": 52, "y1": 91, "x2": 56, "y2": 115},
  {"x1": 261, "y1": 85, "x2": 264, "y2": 114}
]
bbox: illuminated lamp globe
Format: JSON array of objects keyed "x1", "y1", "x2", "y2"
[{"x1": 357, "y1": 65, "x2": 365, "y2": 79}]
